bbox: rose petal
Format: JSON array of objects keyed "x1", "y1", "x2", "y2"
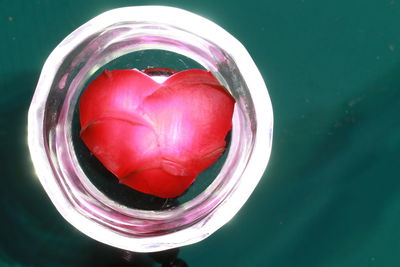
[
  {"x1": 79, "y1": 68, "x2": 235, "y2": 198},
  {"x1": 80, "y1": 118, "x2": 160, "y2": 177},
  {"x1": 163, "y1": 69, "x2": 221, "y2": 87},
  {"x1": 142, "y1": 82, "x2": 235, "y2": 175},
  {"x1": 79, "y1": 69, "x2": 160, "y2": 128},
  {"x1": 121, "y1": 168, "x2": 196, "y2": 198}
]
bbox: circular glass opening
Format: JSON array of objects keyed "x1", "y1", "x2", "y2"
[{"x1": 28, "y1": 6, "x2": 273, "y2": 252}]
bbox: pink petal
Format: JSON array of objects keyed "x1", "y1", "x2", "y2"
[
  {"x1": 163, "y1": 69, "x2": 221, "y2": 87},
  {"x1": 79, "y1": 69, "x2": 160, "y2": 128},
  {"x1": 79, "y1": 68, "x2": 235, "y2": 198},
  {"x1": 121, "y1": 168, "x2": 196, "y2": 198},
  {"x1": 142, "y1": 81, "x2": 235, "y2": 175},
  {"x1": 80, "y1": 118, "x2": 160, "y2": 178}
]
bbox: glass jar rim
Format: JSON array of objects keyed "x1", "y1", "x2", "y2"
[{"x1": 28, "y1": 6, "x2": 273, "y2": 252}]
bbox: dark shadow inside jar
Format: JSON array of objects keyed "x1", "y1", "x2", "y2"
[{"x1": 71, "y1": 49, "x2": 231, "y2": 210}]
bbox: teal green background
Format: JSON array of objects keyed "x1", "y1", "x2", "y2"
[{"x1": 1, "y1": 0, "x2": 400, "y2": 266}]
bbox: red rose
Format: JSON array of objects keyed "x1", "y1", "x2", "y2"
[{"x1": 79, "y1": 69, "x2": 235, "y2": 198}]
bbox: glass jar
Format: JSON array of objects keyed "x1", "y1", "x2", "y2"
[{"x1": 28, "y1": 6, "x2": 273, "y2": 252}]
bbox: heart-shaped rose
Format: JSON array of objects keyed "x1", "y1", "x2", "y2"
[{"x1": 79, "y1": 69, "x2": 235, "y2": 198}]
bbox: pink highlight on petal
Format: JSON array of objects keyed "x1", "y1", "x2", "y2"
[
  {"x1": 143, "y1": 82, "x2": 234, "y2": 175},
  {"x1": 79, "y1": 69, "x2": 159, "y2": 128}
]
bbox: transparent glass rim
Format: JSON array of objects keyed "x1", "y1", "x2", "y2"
[{"x1": 28, "y1": 6, "x2": 273, "y2": 252}]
